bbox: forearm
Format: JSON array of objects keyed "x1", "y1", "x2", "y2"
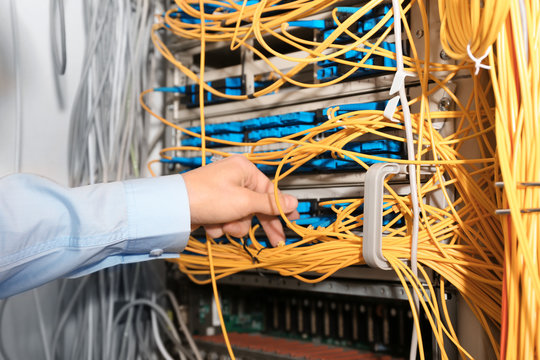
[{"x1": 0, "y1": 174, "x2": 190, "y2": 298}]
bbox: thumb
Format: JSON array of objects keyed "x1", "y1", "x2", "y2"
[{"x1": 244, "y1": 189, "x2": 298, "y2": 216}]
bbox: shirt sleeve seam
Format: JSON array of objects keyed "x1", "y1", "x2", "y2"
[{"x1": 0, "y1": 229, "x2": 129, "y2": 268}]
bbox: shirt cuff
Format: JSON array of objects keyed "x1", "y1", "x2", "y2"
[
  {"x1": 67, "y1": 175, "x2": 191, "y2": 278},
  {"x1": 67, "y1": 253, "x2": 181, "y2": 278},
  {"x1": 123, "y1": 174, "x2": 191, "y2": 255}
]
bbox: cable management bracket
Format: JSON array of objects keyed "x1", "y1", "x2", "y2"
[{"x1": 363, "y1": 162, "x2": 405, "y2": 270}]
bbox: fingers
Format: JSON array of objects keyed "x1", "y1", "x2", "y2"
[
  {"x1": 187, "y1": 156, "x2": 299, "y2": 247},
  {"x1": 203, "y1": 210, "x2": 298, "y2": 248},
  {"x1": 258, "y1": 208, "x2": 299, "y2": 246},
  {"x1": 286, "y1": 209, "x2": 300, "y2": 221},
  {"x1": 205, "y1": 217, "x2": 252, "y2": 239},
  {"x1": 236, "y1": 156, "x2": 298, "y2": 214},
  {"x1": 204, "y1": 211, "x2": 297, "y2": 247},
  {"x1": 204, "y1": 216, "x2": 289, "y2": 247},
  {"x1": 258, "y1": 214, "x2": 287, "y2": 247},
  {"x1": 222, "y1": 217, "x2": 252, "y2": 238},
  {"x1": 202, "y1": 187, "x2": 298, "y2": 246},
  {"x1": 204, "y1": 224, "x2": 224, "y2": 239},
  {"x1": 235, "y1": 159, "x2": 297, "y2": 246},
  {"x1": 244, "y1": 189, "x2": 298, "y2": 217}
]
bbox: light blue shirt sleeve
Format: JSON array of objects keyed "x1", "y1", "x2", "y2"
[{"x1": 0, "y1": 173, "x2": 191, "y2": 298}]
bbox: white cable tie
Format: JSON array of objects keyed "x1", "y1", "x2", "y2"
[
  {"x1": 389, "y1": 69, "x2": 415, "y2": 95},
  {"x1": 466, "y1": 44, "x2": 491, "y2": 75},
  {"x1": 383, "y1": 96, "x2": 401, "y2": 123}
]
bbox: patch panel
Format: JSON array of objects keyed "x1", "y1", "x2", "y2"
[
  {"x1": 162, "y1": 151, "x2": 403, "y2": 174},
  {"x1": 166, "y1": 99, "x2": 405, "y2": 174},
  {"x1": 322, "y1": 101, "x2": 388, "y2": 115},
  {"x1": 316, "y1": 42, "x2": 397, "y2": 81},
  {"x1": 163, "y1": 0, "x2": 443, "y2": 127},
  {"x1": 179, "y1": 101, "x2": 387, "y2": 144},
  {"x1": 185, "y1": 79, "x2": 275, "y2": 107},
  {"x1": 187, "y1": 79, "x2": 244, "y2": 107},
  {"x1": 292, "y1": 200, "x2": 403, "y2": 229},
  {"x1": 318, "y1": 50, "x2": 369, "y2": 68},
  {"x1": 287, "y1": 4, "x2": 393, "y2": 37},
  {"x1": 156, "y1": 76, "x2": 275, "y2": 107},
  {"x1": 304, "y1": 8, "x2": 397, "y2": 87},
  {"x1": 166, "y1": 2, "x2": 262, "y2": 24},
  {"x1": 163, "y1": 1, "x2": 403, "y2": 109},
  {"x1": 183, "y1": 111, "x2": 316, "y2": 139}
]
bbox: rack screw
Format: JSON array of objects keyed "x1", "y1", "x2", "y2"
[
  {"x1": 438, "y1": 97, "x2": 452, "y2": 111},
  {"x1": 440, "y1": 50, "x2": 451, "y2": 60}
]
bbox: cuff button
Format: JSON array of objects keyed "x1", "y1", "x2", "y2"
[{"x1": 149, "y1": 248, "x2": 164, "y2": 257}]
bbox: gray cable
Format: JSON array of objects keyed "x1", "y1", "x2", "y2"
[
  {"x1": 87, "y1": 293, "x2": 94, "y2": 360},
  {"x1": 68, "y1": 0, "x2": 111, "y2": 186},
  {"x1": 109, "y1": 299, "x2": 183, "y2": 358},
  {"x1": 135, "y1": 306, "x2": 153, "y2": 360},
  {"x1": 10, "y1": 0, "x2": 22, "y2": 173},
  {"x1": 0, "y1": 300, "x2": 10, "y2": 360},
  {"x1": 32, "y1": 290, "x2": 52, "y2": 360},
  {"x1": 50, "y1": 276, "x2": 90, "y2": 359},
  {"x1": 68, "y1": 0, "x2": 157, "y2": 186},
  {"x1": 104, "y1": 269, "x2": 117, "y2": 359},
  {"x1": 150, "y1": 300, "x2": 176, "y2": 360},
  {"x1": 50, "y1": 0, "x2": 66, "y2": 108},
  {"x1": 50, "y1": 0, "x2": 67, "y2": 75},
  {"x1": 118, "y1": 264, "x2": 141, "y2": 359},
  {"x1": 161, "y1": 291, "x2": 203, "y2": 360}
]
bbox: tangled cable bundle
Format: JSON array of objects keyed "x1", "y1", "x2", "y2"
[
  {"x1": 68, "y1": 0, "x2": 158, "y2": 186},
  {"x1": 140, "y1": 0, "x2": 539, "y2": 358},
  {"x1": 489, "y1": 0, "x2": 540, "y2": 358}
]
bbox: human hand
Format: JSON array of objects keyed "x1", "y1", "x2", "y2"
[{"x1": 181, "y1": 155, "x2": 299, "y2": 246}]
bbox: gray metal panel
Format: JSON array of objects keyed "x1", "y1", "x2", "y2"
[
  {"x1": 218, "y1": 272, "x2": 413, "y2": 301},
  {"x1": 174, "y1": 76, "x2": 396, "y2": 124}
]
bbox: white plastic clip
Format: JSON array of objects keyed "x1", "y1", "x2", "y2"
[
  {"x1": 363, "y1": 162, "x2": 403, "y2": 270},
  {"x1": 385, "y1": 69, "x2": 415, "y2": 123},
  {"x1": 383, "y1": 95, "x2": 401, "y2": 123},
  {"x1": 389, "y1": 69, "x2": 415, "y2": 95},
  {"x1": 466, "y1": 44, "x2": 491, "y2": 75}
]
